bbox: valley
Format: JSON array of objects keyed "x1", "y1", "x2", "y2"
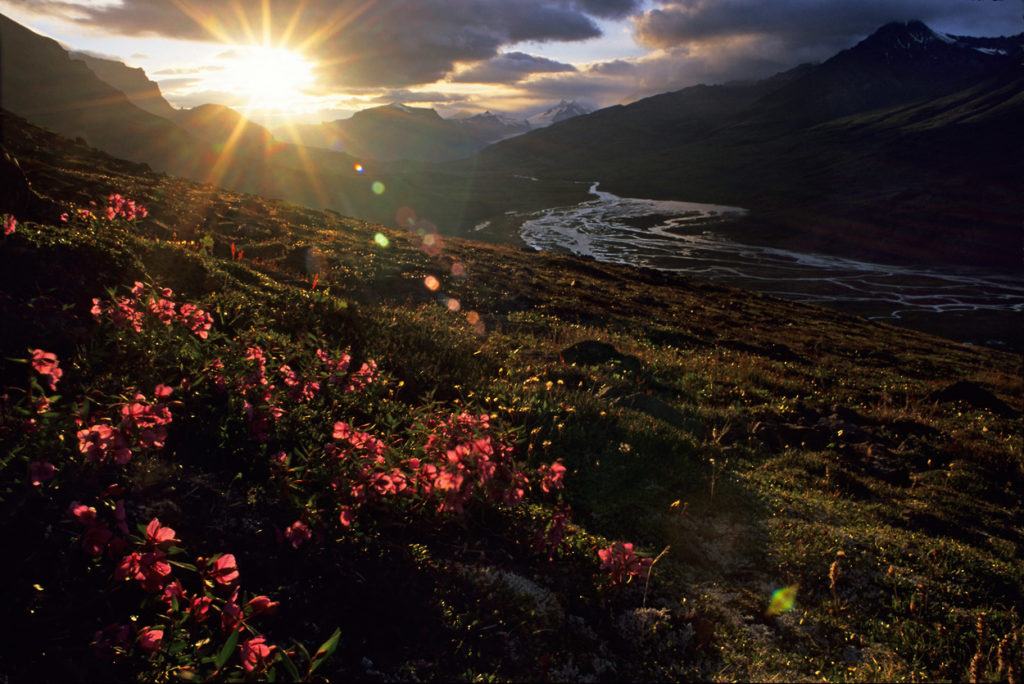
[{"x1": 502, "y1": 183, "x2": 1024, "y2": 351}]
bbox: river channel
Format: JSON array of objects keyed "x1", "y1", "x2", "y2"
[{"x1": 507, "y1": 183, "x2": 1024, "y2": 351}]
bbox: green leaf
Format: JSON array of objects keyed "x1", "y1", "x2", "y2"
[
  {"x1": 277, "y1": 650, "x2": 302, "y2": 682},
  {"x1": 214, "y1": 627, "x2": 241, "y2": 671},
  {"x1": 309, "y1": 627, "x2": 341, "y2": 674}
]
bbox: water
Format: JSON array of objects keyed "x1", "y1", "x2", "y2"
[{"x1": 514, "y1": 183, "x2": 1024, "y2": 351}]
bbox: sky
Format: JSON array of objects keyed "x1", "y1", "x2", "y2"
[{"x1": 1, "y1": 0, "x2": 1019, "y2": 127}]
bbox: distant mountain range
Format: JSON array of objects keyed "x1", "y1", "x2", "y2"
[
  {"x1": 274, "y1": 101, "x2": 588, "y2": 161},
  {"x1": 1, "y1": 13, "x2": 1020, "y2": 268}
]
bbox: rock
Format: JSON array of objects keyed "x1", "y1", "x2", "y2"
[
  {"x1": 930, "y1": 381, "x2": 1016, "y2": 417},
  {"x1": 752, "y1": 422, "x2": 830, "y2": 450},
  {"x1": 560, "y1": 339, "x2": 642, "y2": 373}
]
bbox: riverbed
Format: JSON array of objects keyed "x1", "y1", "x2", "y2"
[{"x1": 511, "y1": 183, "x2": 1024, "y2": 351}]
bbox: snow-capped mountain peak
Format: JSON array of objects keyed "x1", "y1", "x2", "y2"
[{"x1": 527, "y1": 100, "x2": 592, "y2": 128}]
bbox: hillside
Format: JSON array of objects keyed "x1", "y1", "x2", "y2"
[{"x1": 2, "y1": 111, "x2": 1022, "y2": 682}]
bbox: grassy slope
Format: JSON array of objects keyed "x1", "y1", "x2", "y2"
[{"x1": 1, "y1": 114, "x2": 1022, "y2": 681}]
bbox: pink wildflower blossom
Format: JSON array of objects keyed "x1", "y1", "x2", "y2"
[
  {"x1": 145, "y1": 518, "x2": 177, "y2": 546},
  {"x1": 190, "y1": 595, "x2": 213, "y2": 622},
  {"x1": 29, "y1": 460, "x2": 55, "y2": 486},
  {"x1": 240, "y1": 636, "x2": 274, "y2": 673},
  {"x1": 208, "y1": 554, "x2": 239, "y2": 585},
  {"x1": 137, "y1": 627, "x2": 163, "y2": 653},
  {"x1": 246, "y1": 595, "x2": 280, "y2": 617},
  {"x1": 284, "y1": 520, "x2": 311, "y2": 548},
  {"x1": 3, "y1": 214, "x2": 15, "y2": 236},
  {"x1": 597, "y1": 542, "x2": 653, "y2": 585},
  {"x1": 338, "y1": 506, "x2": 354, "y2": 527},
  {"x1": 539, "y1": 459, "x2": 568, "y2": 493},
  {"x1": 30, "y1": 349, "x2": 62, "y2": 391}
]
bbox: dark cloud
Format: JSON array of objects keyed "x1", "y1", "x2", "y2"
[
  {"x1": 571, "y1": 0, "x2": 644, "y2": 19},
  {"x1": 367, "y1": 89, "x2": 471, "y2": 105},
  {"x1": 451, "y1": 51, "x2": 577, "y2": 83},
  {"x1": 634, "y1": 0, "x2": 1022, "y2": 50},
  {"x1": 6, "y1": 0, "x2": 635, "y2": 88}
]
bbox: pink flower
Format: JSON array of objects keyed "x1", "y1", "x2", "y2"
[
  {"x1": 332, "y1": 421, "x2": 351, "y2": 440},
  {"x1": 246, "y1": 595, "x2": 280, "y2": 617},
  {"x1": 222, "y1": 589, "x2": 242, "y2": 632},
  {"x1": 145, "y1": 518, "x2": 177, "y2": 546},
  {"x1": 60, "y1": 212, "x2": 69, "y2": 223},
  {"x1": 160, "y1": 580, "x2": 187, "y2": 610},
  {"x1": 540, "y1": 459, "x2": 567, "y2": 493},
  {"x1": 154, "y1": 384, "x2": 174, "y2": 400},
  {"x1": 284, "y1": 521, "x2": 311, "y2": 549},
  {"x1": 137, "y1": 626, "x2": 163, "y2": 653},
  {"x1": 68, "y1": 502, "x2": 98, "y2": 525},
  {"x1": 597, "y1": 542, "x2": 653, "y2": 585},
  {"x1": 190, "y1": 595, "x2": 213, "y2": 622},
  {"x1": 339, "y1": 506, "x2": 354, "y2": 527},
  {"x1": 116, "y1": 550, "x2": 172, "y2": 592},
  {"x1": 29, "y1": 349, "x2": 62, "y2": 391},
  {"x1": 29, "y1": 461, "x2": 55, "y2": 486},
  {"x1": 81, "y1": 523, "x2": 114, "y2": 556},
  {"x1": 240, "y1": 636, "x2": 274, "y2": 673},
  {"x1": 3, "y1": 214, "x2": 15, "y2": 236},
  {"x1": 208, "y1": 553, "x2": 239, "y2": 585}
]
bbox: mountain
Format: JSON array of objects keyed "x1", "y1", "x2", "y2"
[
  {"x1": 70, "y1": 51, "x2": 181, "y2": 122},
  {"x1": 456, "y1": 111, "x2": 531, "y2": 143},
  {"x1": 526, "y1": 100, "x2": 592, "y2": 128},
  {"x1": 741, "y1": 20, "x2": 1018, "y2": 131},
  {"x1": 174, "y1": 103, "x2": 276, "y2": 154},
  {"x1": 277, "y1": 104, "x2": 482, "y2": 161},
  {"x1": 0, "y1": 13, "x2": 199, "y2": 172},
  {"x1": 473, "y1": 21, "x2": 1023, "y2": 268},
  {"x1": 276, "y1": 104, "x2": 534, "y2": 161}
]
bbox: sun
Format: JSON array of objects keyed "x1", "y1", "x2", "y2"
[{"x1": 223, "y1": 45, "x2": 317, "y2": 111}]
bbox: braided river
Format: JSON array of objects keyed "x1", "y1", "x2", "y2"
[{"x1": 505, "y1": 183, "x2": 1024, "y2": 351}]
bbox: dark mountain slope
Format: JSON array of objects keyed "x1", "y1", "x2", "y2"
[
  {"x1": 284, "y1": 104, "x2": 481, "y2": 161},
  {"x1": 71, "y1": 51, "x2": 181, "y2": 122},
  {"x1": 0, "y1": 13, "x2": 199, "y2": 172}
]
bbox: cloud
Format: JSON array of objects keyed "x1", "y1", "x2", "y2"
[
  {"x1": 572, "y1": 0, "x2": 644, "y2": 19},
  {"x1": 585, "y1": 59, "x2": 638, "y2": 76},
  {"x1": 451, "y1": 52, "x2": 577, "y2": 83},
  {"x1": 153, "y1": 65, "x2": 226, "y2": 76},
  {"x1": 6, "y1": 0, "x2": 640, "y2": 88},
  {"x1": 634, "y1": 0, "x2": 1021, "y2": 51},
  {"x1": 367, "y1": 89, "x2": 471, "y2": 105}
]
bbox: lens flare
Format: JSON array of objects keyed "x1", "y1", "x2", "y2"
[
  {"x1": 374, "y1": 233, "x2": 390, "y2": 248},
  {"x1": 424, "y1": 275, "x2": 440, "y2": 291},
  {"x1": 354, "y1": 163, "x2": 364, "y2": 173},
  {"x1": 446, "y1": 298, "x2": 461, "y2": 312},
  {"x1": 451, "y1": 262, "x2": 466, "y2": 277},
  {"x1": 767, "y1": 585, "x2": 798, "y2": 616},
  {"x1": 466, "y1": 311, "x2": 480, "y2": 325},
  {"x1": 372, "y1": 181, "x2": 386, "y2": 195}
]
